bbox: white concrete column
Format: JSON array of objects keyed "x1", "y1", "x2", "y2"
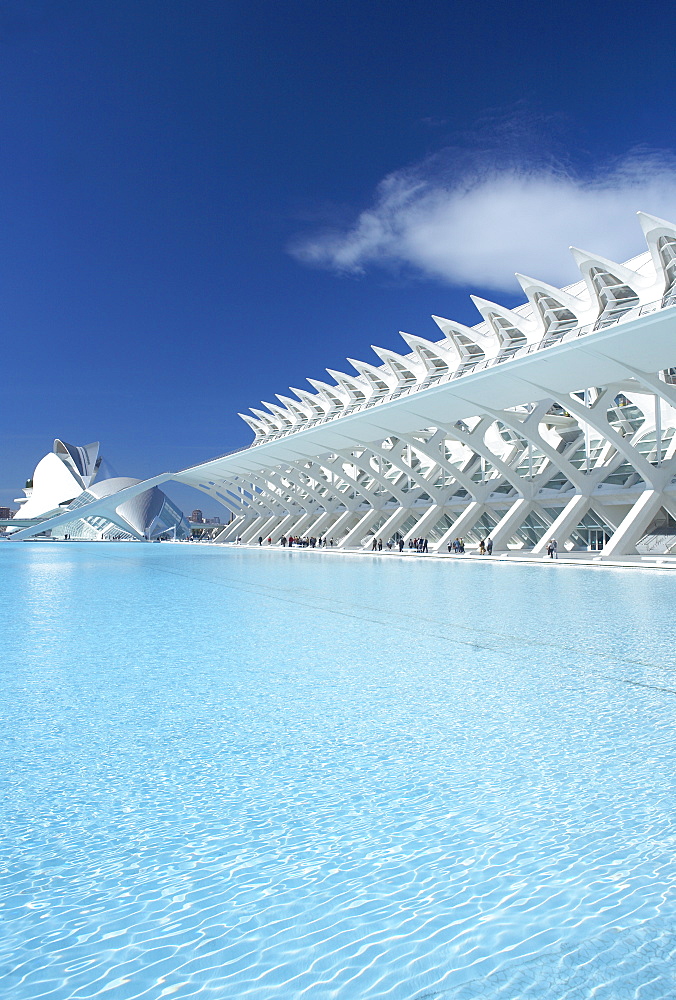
[
  {"x1": 589, "y1": 501, "x2": 625, "y2": 531},
  {"x1": 375, "y1": 505, "x2": 422, "y2": 544},
  {"x1": 273, "y1": 512, "x2": 305, "y2": 540},
  {"x1": 483, "y1": 405, "x2": 587, "y2": 493},
  {"x1": 601, "y1": 489, "x2": 664, "y2": 559},
  {"x1": 240, "y1": 514, "x2": 281, "y2": 543},
  {"x1": 318, "y1": 510, "x2": 354, "y2": 542},
  {"x1": 402, "y1": 503, "x2": 446, "y2": 542},
  {"x1": 277, "y1": 512, "x2": 316, "y2": 540},
  {"x1": 325, "y1": 508, "x2": 361, "y2": 541},
  {"x1": 486, "y1": 498, "x2": 534, "y2": 551},
  {"x1": 339, "y1": 508, "x2": 383, "y2": 548},
  {"x1": 431, "y1": 502, "x2": 486, "y2": 552},
  {"x1": 531, "y1": 495, "x2": 590, "y2": 554},
  {"x1": 659, "y1": 494, "x2": 676, "y2": 523},
  {"x1": 218, "y1": 513, "x2": 249, "y2": 541},
  {"x1": 257, "y1": 516, "x2": 287, "y2": 543},
  {"x1": 302, "y1": 509, "x2": 339, "y2": 538},
  {"x1": 283, "y1": 510, "x2": 324, "y2": 539}
]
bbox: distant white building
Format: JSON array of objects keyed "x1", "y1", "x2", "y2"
[{"x1": 12, "y1": 439, "x2": 190, "y2": 541}]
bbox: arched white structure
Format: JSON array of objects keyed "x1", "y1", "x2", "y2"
[
  {"x1": 9, "y1": 440, "x2": 190, "y2": 541},
  {"x1": 11, "y1": 213, "x2": 676, "y2": 558}
]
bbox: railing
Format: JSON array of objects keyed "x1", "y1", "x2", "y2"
[{"x1": 249, "y1": 296, "x2": 673, "y2": 448}]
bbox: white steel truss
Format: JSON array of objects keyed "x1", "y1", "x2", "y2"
[
  {"x1": 164, "y1": 213, "x2": 676, "y2": 558},
  {"x1": 10, "y1": 212, "x2": 676, "y2": 558}
]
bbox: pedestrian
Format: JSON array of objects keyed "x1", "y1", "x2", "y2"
[
  {"x1": 479, "y1": 539, "x2": 486, "y2": 555},
  {"x1": 399, "y1": 538, "x2": 404, "y2": 552},
  {"x1": 552, "y1": 538, "x2": 558, "y2": 559},
  {"x1": 372, "y1": 537, "x2": 377, "y2": 551},
  {"x1": 422, "y1": 537, "x2": 428, "y2": 553},
  {"x1": 486, "y1": 537, "x2": 493, "y2": 555},
  {"x1": 547, "y1": 539, "x2": 553, "y2": 558},
  {"x1": 258, "y1": 536, "x2": 263, "y2": 545},
  {"x1": 377, "y1": 538, "x2": 383, "y2": 551}
]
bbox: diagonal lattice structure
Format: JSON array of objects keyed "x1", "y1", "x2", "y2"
[
  {"x1": 10, "y1": 212, "x2": 676, "y2": 557},
  {"x1": 170, "y1": 212, "x2": 676, "y2": 558}
]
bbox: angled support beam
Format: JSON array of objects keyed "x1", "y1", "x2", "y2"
[
  {"x1": 325, "y1": 508, "x2": 364, "y2": 542},
  {"x1": 302, "y1": 508, "x2": 342, "y2": 539},
  {"x1": 401, "y1": 502, "x2": 448, "y2": 542},
  {"x1": 266, "y1": 466, "x2": 337, "y2": 511},
  {"x1": 482, "y1": 404, "x2": 587, "y2": 493},
  {"x1": 250, "y1": 473, "x2": 309, "y2": 516},
  {"x1": 281, "y1": 509, "x2": 324, "y2": 539},
  {"x1": 240, "y1": 515, "x2": 282, "y2": 544},
  {"x1": 397, "y1": 430, "x2": 484, "y2": 501},
  {"x1": 436, "y1": 416, "x2": 534, "y2": 496},
  {"x1": 10, "y1": 473, "x2": 175, "y2": 541},
  {"x1": 366, "y1": 439, "x2": 448, "y2": 498},
  {"x1": 600, "y1": 490, "x2": 664, "y2": 559},
  {"x1": 374, "y1": 505, "x2": 422, "y2": 544},
  {"x1": 218, "y1": 513, "x2": 252, "y2": 542},
  {"x1": 431, "y1": 502, "x2": 487, "y2": 553},
  {"x1": 272, "y1": 512, "x2": 308, "y2": 540},
  {"x1": 488, "y1": 498, "x2": 535, "y2": 552},
  {"x1": 339, "y1": 508, "x2": 385, "y2": 548},
  {"x1": 318, "y1": 455, "x2": 389, "y2": 508},
  {"x1": 532, "y1": 494, "x2": 591, "y2": 554},
  {"x1": 332, "y1": 448, "x2": 408, "y2": 507},
  {"x1": 555, "y1": 387, "x2": 661, "y2": 488}
]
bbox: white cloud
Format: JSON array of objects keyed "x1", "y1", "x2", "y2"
[{"x1": 289, "y1": 150, "x2": 676, "y2": 293}]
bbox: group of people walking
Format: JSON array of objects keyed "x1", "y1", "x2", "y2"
[
  {"x1": 370, "y1": 537, "x2": 406, "y2": 551},
  {"x1": 249, "y1": 535, "x2": 334, "y2": 547},
  {"x1": 232, "y1": 532, "x2": 561, "y2": 557},
  {"x1": 283, "y1": 535, "x2": 333, "y2": 548},
  {"x1": 239, "y1": 532, "x2": 509, "y2": 555}
]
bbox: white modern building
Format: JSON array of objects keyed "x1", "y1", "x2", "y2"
[
  {"x1": 9, "y1": 212, "x2": 676, "y2": 558},
  {"x1": 9, "y1": 439, "x2": 190, "y2": 541}
]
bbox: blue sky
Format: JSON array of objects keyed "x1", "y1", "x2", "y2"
[{"x1": 2, "y1": 0, "x2": 675, "y2": 514}]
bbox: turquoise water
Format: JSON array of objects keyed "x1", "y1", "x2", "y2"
[{"x1": 1, "y1": 543, "x2": 676, "y2": 1000}]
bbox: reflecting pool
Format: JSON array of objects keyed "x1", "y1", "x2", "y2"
[{"x1": 1, "y1": 542, "x2": 675, "y2": 999}]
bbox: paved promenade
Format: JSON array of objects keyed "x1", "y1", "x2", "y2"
[{"x1": 201, "y1": 540, "x2": 676, "y2": 571}]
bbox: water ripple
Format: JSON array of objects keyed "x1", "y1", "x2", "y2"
[{"x1": 1, "y1": 544, "x2": 675, "y2": 998}]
